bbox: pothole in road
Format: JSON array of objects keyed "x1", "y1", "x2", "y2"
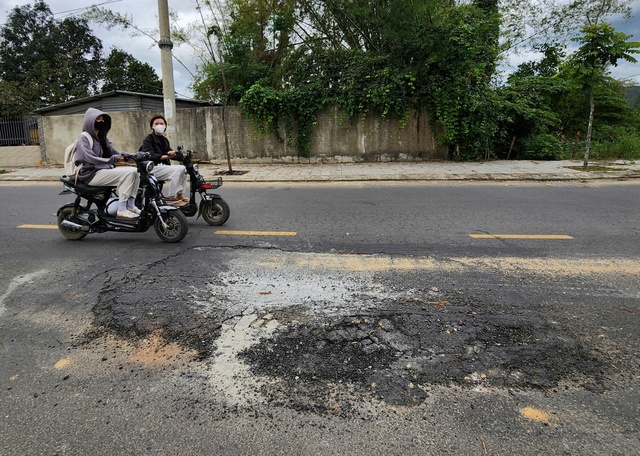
[
  {"x1": 83, "y1": 248, "x2": 609, "y2": 412},
  {"x1": 240, "y1": 306, "x2": 603, "y2": 407}
]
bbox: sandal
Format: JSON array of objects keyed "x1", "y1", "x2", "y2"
[{"x1": 166, "y1": 200, "x2": 187, "y2": 207}]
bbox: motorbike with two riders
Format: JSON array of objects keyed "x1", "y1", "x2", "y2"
[{"x1": 56, "y1": 155, "x2": 189, "y2": 243}]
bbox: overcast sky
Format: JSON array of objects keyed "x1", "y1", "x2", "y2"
[{"x1": 0, "y1": 0, "x2": 639, "y2": 100}]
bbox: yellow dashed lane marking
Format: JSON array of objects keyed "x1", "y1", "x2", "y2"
[
  {"x1": 215, "y1": 230, "x2": 297, "y2": 237},
  {"x1": 470, "y1": 234, "x2": 573, "y2": 240},
  {"x1": 18, "y1": 224, "x2": 58, "y2": 229}
]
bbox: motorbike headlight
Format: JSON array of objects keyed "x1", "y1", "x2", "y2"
[
  {"x1": 145, "y1": 161, "x2": 154, "y2": 173},
  {"x1": 193, "y1": 163, "x2": 199, "y2": 172}
]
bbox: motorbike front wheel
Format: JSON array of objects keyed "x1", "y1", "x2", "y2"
[
  {"x1": 201, "y1": 198, "x2": 230, "y2": 226},
  {"x1": 154, "y1": 209, "x2": 189, "y2": 242},
  {"x1": 57, "y1": 206, "x2": 88, "y2": 240}
]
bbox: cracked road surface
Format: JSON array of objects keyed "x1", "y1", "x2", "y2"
[{"x1": 2, "y1": 246, "x2": 638, "y2": 455}]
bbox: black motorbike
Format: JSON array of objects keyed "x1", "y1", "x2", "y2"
[
  {"x1": 57, "y1": 158, "x2": 189, "y2": 243},
  {"x1": 173, "y1": 147, "x2": 230, "y2": 226}
]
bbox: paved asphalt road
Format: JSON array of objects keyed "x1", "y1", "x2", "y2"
[{"x1": 0, "y1": 181, "x2": 639, "y2": 455}]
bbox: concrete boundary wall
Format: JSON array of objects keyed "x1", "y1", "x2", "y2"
[
  {"x1": 0, "y1": 145, "x2": 42, "y2": 167},
  {"x1": 38, "y1": 105, "x2": 448, "y2": 165}
]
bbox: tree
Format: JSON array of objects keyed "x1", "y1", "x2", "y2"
[
  {"x1": 230, "y1": 0, "x2": 505, "y2": 158},
  {"x1": 564, "y1": 0, "x2": 632, "y2": 26},
  {"x1": 420, "y1": 3, "x2": 503, "y2": 158},
  {"x1": 85, "y1": 3, "x2": 198, "y2": 94},
  {"x1": 499, "y1": 0, "x2": 633, "y2": 53},
  {"x1": 497, "y1": 44, "x2": 568, "y2": 159},
  {"x1": 0, "y1": 81, "x2": 39, "y2": 117},
  {"x1": 0, "y1": 0, "x2": 103, "y2": 113},
  {"x1": 564, "y1": 23, "x2": 639, "y2": 166},
  {"x1": 102, "y1": 49, "x2": 163, "y2": 94}
]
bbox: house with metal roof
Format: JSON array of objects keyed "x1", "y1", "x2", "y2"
[
  {"x1": 33, "y1": 91, "x2": 217, "y2": 164},
  {"x1": 35, "y1": 90, "x2": 212, "y2": 116}
]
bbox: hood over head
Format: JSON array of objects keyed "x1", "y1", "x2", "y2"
[{"x1": 82, "y1": 107, "x2": 112, "y2": 135}]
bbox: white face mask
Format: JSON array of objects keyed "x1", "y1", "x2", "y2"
[{"x1": 153, "y1": 124, "x2": 166, "y2": 135}]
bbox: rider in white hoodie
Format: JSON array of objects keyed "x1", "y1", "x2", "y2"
[{"x1": 74, "y1": 108, "x2": 146, "y2": 220}]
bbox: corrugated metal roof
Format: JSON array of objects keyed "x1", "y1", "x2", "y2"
[{"x1": 35, "y1": 91, "x2": 215, "y2": 115}]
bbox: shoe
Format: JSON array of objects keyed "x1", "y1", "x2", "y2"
[
  {"x1": 127, "y1": 206, "x2": 142, "y2": 215},
  {"x1": 166, "y1": 200, "x2": 187, "y2": 207},
  {"x1": 116, "y1": 210, "x2": 140, "y2": 220}
]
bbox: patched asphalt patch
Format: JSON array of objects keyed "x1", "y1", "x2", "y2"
[
  {"x1": 77, "y1": 248, "x2": 610, "y2": 412},
  {"x1": 82, "y1": 267, "x2": 228, "y2": 359},
  {"x1": 240, "y1": 303, "x2": 605, "y2": 406}
]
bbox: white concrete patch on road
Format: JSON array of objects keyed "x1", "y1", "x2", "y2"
[{"x1": 207, "y1": 312, "x2": 280, "y2": 406}]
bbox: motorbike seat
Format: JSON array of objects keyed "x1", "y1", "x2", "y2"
[{"x1": 60, "y1": 175, "x2": 116, "y2": 193}]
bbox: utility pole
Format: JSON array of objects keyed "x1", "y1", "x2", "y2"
[{"x1": 157, "y1": 0, "x2": 177, "y2": 145}]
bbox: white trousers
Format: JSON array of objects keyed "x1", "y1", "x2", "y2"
[
  {"x1": 90, "y1": 167, "x2": 140, "y2": 202},
  {"x1": 153, "y1": 164, "x2": 188, "y2": 197}
]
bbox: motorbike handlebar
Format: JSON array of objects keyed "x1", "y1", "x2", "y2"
[
  {"x1": 173, "y1": 149, "x2": 194, "y2": 160},
  {"x1": 126, "y1": 152, "x2": 151, "y2": 163}
]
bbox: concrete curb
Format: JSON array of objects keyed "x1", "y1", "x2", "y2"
[
  {"x1": 1, "y1": 162, "x2": 639, "y2": 183},
  {"x1": 215, "y1": 172, "x2": 640, "y2": 183}
]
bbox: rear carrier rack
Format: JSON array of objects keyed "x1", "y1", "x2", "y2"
[{"x1": 201, "y1": 177, "x2": 222, "y2": 190}]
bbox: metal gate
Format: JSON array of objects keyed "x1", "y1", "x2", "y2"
[{"x1": 0, "y1": 117, "x2": 39, "y2": 146}]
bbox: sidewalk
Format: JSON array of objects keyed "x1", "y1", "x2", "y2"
[{"x1": 1, "y1": 160, "x2": 639, "y2": 183}]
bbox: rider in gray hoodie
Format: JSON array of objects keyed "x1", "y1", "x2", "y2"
[{"x1": 74, "y1": 108, "x2": 145, "y2": 220}]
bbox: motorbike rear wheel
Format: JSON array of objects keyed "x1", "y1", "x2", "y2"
[
  {"x1": 154, "y1": 209, "x2": 189, "y2": 242},
  {"x1": 57, "y1": 206, "x2": 88, "y2": 240},
  {"x1": 201, "y1": 198, "x2": 230, "y2": 226}
]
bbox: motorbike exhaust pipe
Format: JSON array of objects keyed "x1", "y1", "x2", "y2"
[{"x1": 60, "y1": 220, "x2": 89, "y2": 231}]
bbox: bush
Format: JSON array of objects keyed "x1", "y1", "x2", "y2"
[
  {"x1": 589, "y1": 129, "x2": 640, "y2": 160},
  {"x1": 519, "y1": 134, "x2": 564, "y2": 160}
]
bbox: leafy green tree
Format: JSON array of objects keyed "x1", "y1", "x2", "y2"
[
  {"x1": 232, "y1": 0, "x2": 505, "y2": 158},
  {"x1": 564, "y1": 0, "x2": 632, "y2": 26},
  {"x1": 496, "y1": 44, "x2": 568, "y2": 159},
  {"x1": 500, "y1": 0, "x2": 633, "y2": 53},
  {"x1": 102, "y1": 49, "x2": 163, "y2": 94},
  {"x1": 84, "y1": 5, "x2": 197, "y2": 91},
  {"x1": 563, "y1": 23, "x2": 639, "y2": 166},
  {"x1": 0, "y1": 81, "x2": 39, "y2": 117},
  {"x1": 625, "y1": 86, "x2": 640, "y2": 110},
  {"x1": 420, "y1": 3, "x2": 503, "y2": 158},
  {"x1": 0, "y1": 0, "x2": 103, "y2": 113}
]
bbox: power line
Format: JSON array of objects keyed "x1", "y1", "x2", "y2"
[{"x1": 54, "y1": 0, "x2": 122, "y2": 19}]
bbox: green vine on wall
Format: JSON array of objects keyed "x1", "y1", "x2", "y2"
[{"x1": 239, "y1": 51, "x2": 417, "y2": 157}]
